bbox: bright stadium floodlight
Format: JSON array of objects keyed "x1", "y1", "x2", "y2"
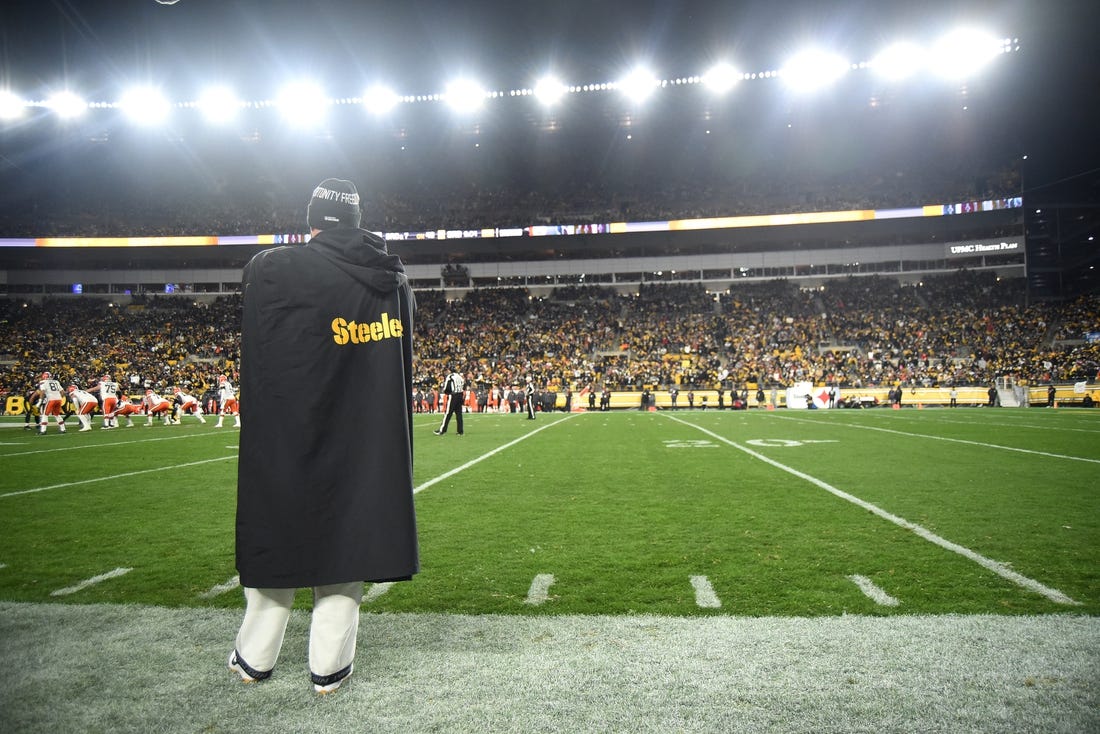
[
  {"x1": 533, "y1": 75, "x2": 567, "y2": 106},
  {"x1": 870, "y1": 42, "x2": 927, "y2": 81},
  {"x1": 46, "y1": 90, "x2": 88, "y2": 119},
  {"x1": 0, "y1": 90, "x2": 26, "y2": 120},
  {"x1": 780, "y1": 50, "x2": 850, "y2": 92},
  {"x1": 362, "y1": 84, "x2": 400, "y2": 114},
  {"x1": 617, "y1": 67, "x2": 660, "y2": 103},
  {"x1": 197, "y1": 86, "x2": 244, "y2": 124},
  {"x1": 702, "y1": 62, "x2": 741, "y2": 93},
  {"x1": 928, "y1": 28, "x2": 1004, "y2": 79},
  {"x1": 119, "y1": 86, "x2": 172, "y2": 125},
  {"x1": 276, "y1": 81, "x2": 328, "y2": 126},
  {"x1": 445, "y1": 79, "x2": 487, "y2": 113}
]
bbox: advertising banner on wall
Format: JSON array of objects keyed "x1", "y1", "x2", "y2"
[
  {"x1": 945, "y1": 239, "x2": 1022, "y2": 258},
  {"x1": 785, "y1": 382, "x2": 838, "y2": 409}
]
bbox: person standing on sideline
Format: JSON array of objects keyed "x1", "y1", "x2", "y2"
[
  {"x1": 231, "y1": 178, "x2": 419, "y2": 694},
  {"x1": 949, "y1": 386, "x2": 958, "y2": 408},
  {"x1": 1047, "y1": 384, "x2": 1056, "y2": 407},
  {"x1": 524, "y1": 377, "x2": 536, "y2": 419},
  {"x1": 434, "y1": 368, "x2": 466, "y2": 435},
  {"x1": 669, "y1": 385, "x2": 679, "y2": 410}
]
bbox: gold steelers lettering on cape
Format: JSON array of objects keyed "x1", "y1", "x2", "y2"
[{"x1": 331, "y1": 313, "x2": 405, "y2": 345}]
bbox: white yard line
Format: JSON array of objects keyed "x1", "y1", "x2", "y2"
[
  {"x1": 365, "y1": 582, "x2": 395, "y2": 603},
  {"x1": 856, "y1": 411, "x2": 1100, "y2": 434},
  {"x1": 1, "y1": 432, "x2": 226, "y2": 458},
  {"x1": 524, "y1": 574, "x2": 556, "y2": 605},
  {"x1": 690, "y1": 575, "x2": 722, "y2": 608},
  {"x1": 663, "y1": 414, "x2": 1080, "y2": 606},
  {"x1": 50, "y1": 567, "x2": 133, "y2": 596},
  {"x1": 200, "y1": 577, "x2": 394, "y2": 602},
  {"x1": 0, "y1": 456, "x2": 237, "y2": 499},
  {"x1": 199, "y1": 575, "x2": 241, "y2": 599},
  {"x1": 848, "y1": 574, "x2": 900, "y2": 607},
  {"x1": 414, "y1": 414, "x2": 576, "y2": 495},
  {"x1": 769, "y1": 413, "x2": 1100, "y2": 464}
]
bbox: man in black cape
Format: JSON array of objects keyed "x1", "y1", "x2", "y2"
[{"x1": 230, "y1": 178, "x2": 418, "y2": 694}]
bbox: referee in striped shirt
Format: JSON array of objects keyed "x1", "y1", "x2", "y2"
[{"x1": 434, "y1": 369, "x2": 466, "y2": 435}]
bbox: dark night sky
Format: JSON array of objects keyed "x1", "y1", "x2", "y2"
[
  {"x1": 1, "y1": 1, "x2": 1054, "y2": 87},
  {"x1": 1, "y1": 0, "x2": 1097, "y2": 194}
]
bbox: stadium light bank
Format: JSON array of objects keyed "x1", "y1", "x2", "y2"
[{"x1": 0, "y1": 29, "x2": 1016, "y2": 126}]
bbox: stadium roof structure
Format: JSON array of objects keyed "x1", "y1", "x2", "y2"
[{"x1": 0, "y1": 1, "x2": 1096, "y2": 300}]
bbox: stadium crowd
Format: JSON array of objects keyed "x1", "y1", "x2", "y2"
[
  {"x1": 0, "y1": 155, "x2": 1020, "y2": 239},
  {"x1": 1, "y1": 271, "x2": 1096, "y2": 410}
]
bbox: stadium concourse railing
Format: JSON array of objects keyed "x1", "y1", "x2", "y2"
[{"x1": 0, "y1": 196, "x2": 1024, "y2": 296}]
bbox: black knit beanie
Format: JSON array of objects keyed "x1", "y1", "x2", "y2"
[{"x1": 306, "y1": 178, "x2": 362, "y2": 230}]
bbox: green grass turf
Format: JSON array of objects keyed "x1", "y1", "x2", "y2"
[{"x1": 0, "y1": 407, "x2": 1096, "y2": 617}]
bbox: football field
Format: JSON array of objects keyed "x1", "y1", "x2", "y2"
[{"x1": 1, "y1": 407, "x2": 1098, "y2": 731}]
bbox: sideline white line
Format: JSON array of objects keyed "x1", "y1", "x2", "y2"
[
  {"x1": 662, "y1": 414, "x2": 1081, "y2": 606},
  {"x1": 2, "y1": 432, "x2": 227, "y2": 459},
  {"x1": 690, "y1": 575, "x2": 722, "y2": 608},
  {"x1": 0, "y1": 456, "x2": 238, "y2": 499},
  {"x1": 856, "y1": 411, "x2": 1100, "y2": 435},
  {"x1": 848, "y1": 574, "x2": 900, "y2": 607},
  {"x1": 51, "y1": 567, "x2": 133, "y2": 596},
  {"x1": 524, "y1": 574, "x2": 556, "y2": 605},
  {"x1": 769, "y1": 413, "x2": 1100, "y2": 464},
  {"x1": 414, "y1": 414, "x2": 576, "y2": 495},
  {"x1": 365, "y1": 582, "x2": 395, "y2": 603},
  {"x1": 199, "y1": 575, "x2": 240, "y2": 599}
]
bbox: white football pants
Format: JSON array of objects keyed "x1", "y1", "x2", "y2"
[{"x1": 234, "y1": 582, "x2": 363, "y2": 677}]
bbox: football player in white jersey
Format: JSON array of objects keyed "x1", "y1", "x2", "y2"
[
  {"x1": 30, "y1": 371, "x2": 66, "y2": 434},
  {"x1": 215, "y1": 374, "x2": 241, "y2": 428},
  {"x1": 172, "y1": 386, "x2": 207, "y2": 424},
  {"x1": 142, "y1": 389, "x2": 174, "y2": 426},
  {"x1": 67, "y1": 385, "x2": 99, "y2": 432},
  {"x1": 88, "y1": 374, "x2": 121, "y2": 428}
]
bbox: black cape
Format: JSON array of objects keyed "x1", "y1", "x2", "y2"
[{"x1": 235, "y1": 228, "x2": 418, "y2": 588}]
